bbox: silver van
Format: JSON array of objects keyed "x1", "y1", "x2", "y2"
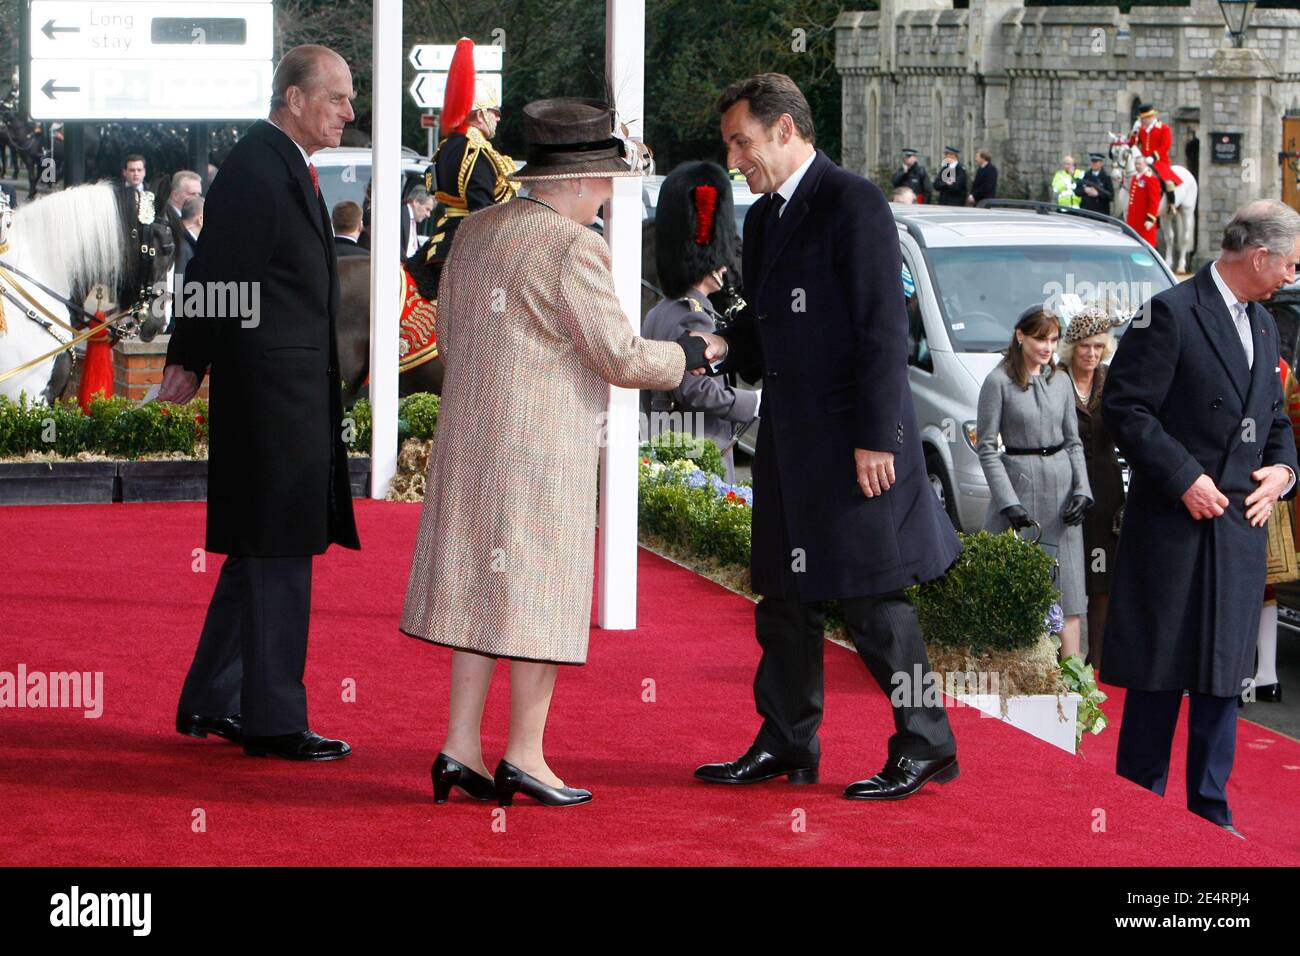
[{"x1": 738, "y1": 200, "x2": 1177, "y2": 532}]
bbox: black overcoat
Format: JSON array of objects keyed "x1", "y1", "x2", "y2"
[
  {"x1": 167, "y1": 120, "x2": 360, "y2": 557},
  {"x1": 1100, "y1": 265, "x2": 1297, "y2": 695},
  {"x1": 719, "y1": 150, "x2": 960, "y2": 601}
]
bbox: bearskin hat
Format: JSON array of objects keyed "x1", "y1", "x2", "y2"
[{"x1": 654, "y1": 160, "x2": 738, "y2": 299}]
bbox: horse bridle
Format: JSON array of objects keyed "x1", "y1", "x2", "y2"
[{"x1": 0, "y1": 189, "x2": 167, "y2": 385}]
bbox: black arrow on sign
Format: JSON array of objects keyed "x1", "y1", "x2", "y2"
[
  {"x1": 412, "y1": 47, "x2": 424, "y2": 68},
  {"x1": 41, "y1": 20, "x2": 81, "y2": 41},
  {"x1": 413, "y1": 75, "x2": 427, "y2": 105},
  {"x1": 41, "y1": 79, "x2": 80, "y2": 100}
]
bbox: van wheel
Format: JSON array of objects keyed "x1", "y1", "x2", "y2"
[{"x1": 925, "y1": 448, "x2": 961, "y2": 532}]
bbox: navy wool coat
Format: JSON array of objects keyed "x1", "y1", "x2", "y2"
[
  {"x1": 1100, "y1": 264, "x2": 1297, "y2": 696},
  {"x1": 719, "y1": 150, "x2": 960, "y2": 601},
  {"x1": 167, "y1": 121, "x2": 360, "y2": 557}
]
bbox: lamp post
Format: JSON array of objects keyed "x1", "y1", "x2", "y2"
[{"x1": 1217, "y1": 0, "x2": 1257, "y2": 49}]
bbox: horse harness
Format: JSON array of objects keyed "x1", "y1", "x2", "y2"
[{"x1": 0, "y1": 189, "x2": 166, "y2": 386}]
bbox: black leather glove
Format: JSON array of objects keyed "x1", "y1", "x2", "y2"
[
  {"x1": 1001, "y1": 505, "x2": 1034, "y2": 530},
  {"x1": 675, "y1": 331, "x2": 710, "y2": 372},
  {"x1": 1061, "y1": 494, "x2": 1092, "y2": 526}
]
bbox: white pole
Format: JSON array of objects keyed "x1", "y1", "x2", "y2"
[
  {"x1": 598, "y1": 0, "x2": 646, "y2": 630},
  {"x1": 369, "y1": 2, "x2": 402, "y2": 498}
]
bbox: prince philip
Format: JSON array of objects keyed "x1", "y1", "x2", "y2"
[{"x1": 158, "y1": 45, "x2": 360, "y2": 760}]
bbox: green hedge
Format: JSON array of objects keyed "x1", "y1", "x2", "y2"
[
  {"x1": 638, "y1": 455, "x2": 751, "y2": 567},
  {"x1": 644, "y1": 431, "x2": 725, "y2": 479},
  {"x1": 0, "y1": 393, "x2": 209, "y2": 459},
  {"x1": 345, "y1": 393, "x2": 440, "y2": 453},
  {"x1": 907, "y1": 530, "x2": 1058, "y2": 651}
]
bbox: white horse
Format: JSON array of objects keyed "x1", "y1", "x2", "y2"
[
  {"x1": 1107, "y1": 137, "x2": 1198, "y2": 274},
  {"x1": 0, "y1": 182, "x2": 159, "y2": 403}
]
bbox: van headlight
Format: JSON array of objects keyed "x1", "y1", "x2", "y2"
[{"x1": 963, "y1": 421, "x2": 978, "y2": 450}]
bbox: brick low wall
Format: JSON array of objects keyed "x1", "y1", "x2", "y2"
[{"x1": 63, "y1": 334, "x2": 210, "y2": 404}]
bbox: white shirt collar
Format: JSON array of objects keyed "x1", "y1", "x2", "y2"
[
  {"x1": 267, "y1": 118, "x2": 311, "y2": 167},
  {"x1": 774, "y1": 149, "x2": 817, "y2": 212},
  {"x1": 1209, "y1": 260, "x2": 1247, "y2": 317}
]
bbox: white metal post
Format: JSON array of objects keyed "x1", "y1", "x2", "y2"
[
  {"x1": 598, "y1": 0, "x2": 646, "y2": 630},
  {"x1": 369, "y1": 2, "x2": 402, "y2": 498}
]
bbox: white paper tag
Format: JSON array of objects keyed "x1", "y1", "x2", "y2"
[{"x1": 136, "y1": 383, "x2": 161, "y2": 408}]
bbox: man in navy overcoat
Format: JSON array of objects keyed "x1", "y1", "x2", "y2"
[
  {"x1": 1102, "y1": 199, "x2": 1300, "y2": 834},
  {"x1": 693, "y1": 74, "x2": 962, "y2": 800}
]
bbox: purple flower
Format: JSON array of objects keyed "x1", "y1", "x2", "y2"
[{"x1": 1044, "y1": 603, "x2": 1064, "y2": 635}]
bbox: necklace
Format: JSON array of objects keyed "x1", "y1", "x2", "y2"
[
  {"x1": 521, "y1": 194, "x2": 561, "y2": 216},
  {"x1": 1070, "y1": 369, "x2": 1092, "y2": 401}
]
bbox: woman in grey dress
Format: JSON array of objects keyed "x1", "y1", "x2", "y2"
[{"x1": 977, "y1": 307, "x2": 1093, "y2": 658}]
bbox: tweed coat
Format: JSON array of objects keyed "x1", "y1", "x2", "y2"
[
  {"x1": 400, "y1": 197, "x2": 687, "y2": 664},
  {"x1": 977, "y1": 363, "x2": 1093, "y2": 616}
]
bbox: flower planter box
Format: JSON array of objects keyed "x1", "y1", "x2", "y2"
[
  {"x1": 0, "y1": 461, "x2": 118, "y2": 505},
  {"x1": 953, "y1": 692, "x2": 1083, "y2": 754},
  {"x1": 348, "y1": 457, "x2": 371, "y2": 497},
  {"x1": 118, "y1": 460, "x2": 209, "y2": 503},
  {"x1": 1, "y1": 457, "x2": 374, "y2": 504}
]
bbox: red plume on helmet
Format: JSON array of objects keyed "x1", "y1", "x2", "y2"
[{"x1": 440, "y1": 37, "x2": 476, "y2": 135}]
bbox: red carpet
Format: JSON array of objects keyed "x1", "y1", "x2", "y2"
[{"x1": 2, "y1": 500, "x2": 1297, "y2": 866}]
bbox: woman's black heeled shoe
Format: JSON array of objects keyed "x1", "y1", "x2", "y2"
[
  {"x1": 431, "y1": 753, "x2": 496, "y2": 803},
  {"x1": 494, "y1": 759, "x2": 592, "y2": 807}
]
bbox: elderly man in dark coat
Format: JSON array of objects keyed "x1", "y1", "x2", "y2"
[
  {"x1": 694, "y1": 74, "x2": 962, "y2": 800},
  {"x1": 158, "y1": 45, "x2": 361, "y2": 761},
  {"x1": 1101, "y1": 199, "x2": 1300, "y2": 835}
]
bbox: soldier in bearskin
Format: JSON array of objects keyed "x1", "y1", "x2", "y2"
[
  {"x1": 406, "y1": 37, "x2": 518, "y2": 301},
  {"x1": 642, "y1": 160, "x2": 759, "y2": 482}
]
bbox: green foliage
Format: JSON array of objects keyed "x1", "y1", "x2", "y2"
[
  {"x1": 907, "y1": 530, "x2": 1058, "y2": 651},
  {"x1": 1059, "y1": 654, "x2": 1109, "y2": 747},
  {"x1": 398, "y1": 392, "x2": 440, "y2": 441},
  {"x1": 644, "y1": 431, "x2": 725, "y2": 479},
  {"x1": 345, "y1": 393, "x2": 439, "y2": 452},
  {"x1": 0, "y1": 393, "x2": 208, "y2": 459},
  {"x1": 638, "y1": 468, "x2": 752, "y2": 567},
  {"x1": 346, "y1": 399, "x2": 372, "y2": 453}
]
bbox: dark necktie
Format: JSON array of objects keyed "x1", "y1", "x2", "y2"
[
  {"x1": 308, "y1": 163, "x2": 320, "y2": 197},
  {"x1": 767, "y1": 193, "x2": 785, "y2": 230}
]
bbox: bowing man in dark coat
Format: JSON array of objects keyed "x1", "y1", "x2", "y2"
[
  {"x1": 1101, "y1": 199, "x2": 1300, "y2": 833},
  {"x1": 694, "y1": 74, "x2": 962, "y2": 800},
  {"x1": 159, "y1": 45, "x2": 361, "y2": 762}
]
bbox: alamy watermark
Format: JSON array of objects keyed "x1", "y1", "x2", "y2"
[{"x1": 0, "y1": 664, "x2": 103, "y2": 718}]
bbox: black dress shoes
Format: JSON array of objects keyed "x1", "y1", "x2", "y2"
[
  {"x1": 494, "y1": 759, "x2": 591, "y2": 807},
  {"x1": 1255, "y1": 682, "x2": 1282, "y2": 703},
  {"x1": 176, "y1": 711, "x2": 242, "y2": 743},
  {"x1": 844, "y1": 754, "x2": 959, "y2": 800},
  {"x1": 243, "y1": 730, "x2": 351, "y2": 761},
  {"x1": 694, "y1": 745, "x2": 818, "y2": 785},
  {"x1": 432, "y1": 753, "x2": 496, "y2": 803}
]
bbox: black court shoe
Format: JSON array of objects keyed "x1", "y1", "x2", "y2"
[
  {"x1": 432, "y1": 753, "x2": 496, "y2": 803},
  {"x1": 494, "y1": 759, "x2": 592, "y2": 807}
]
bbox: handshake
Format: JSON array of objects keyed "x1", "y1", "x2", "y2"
[{"x1": 675, "y1": 331, "x2": 729, "y2": 375}]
